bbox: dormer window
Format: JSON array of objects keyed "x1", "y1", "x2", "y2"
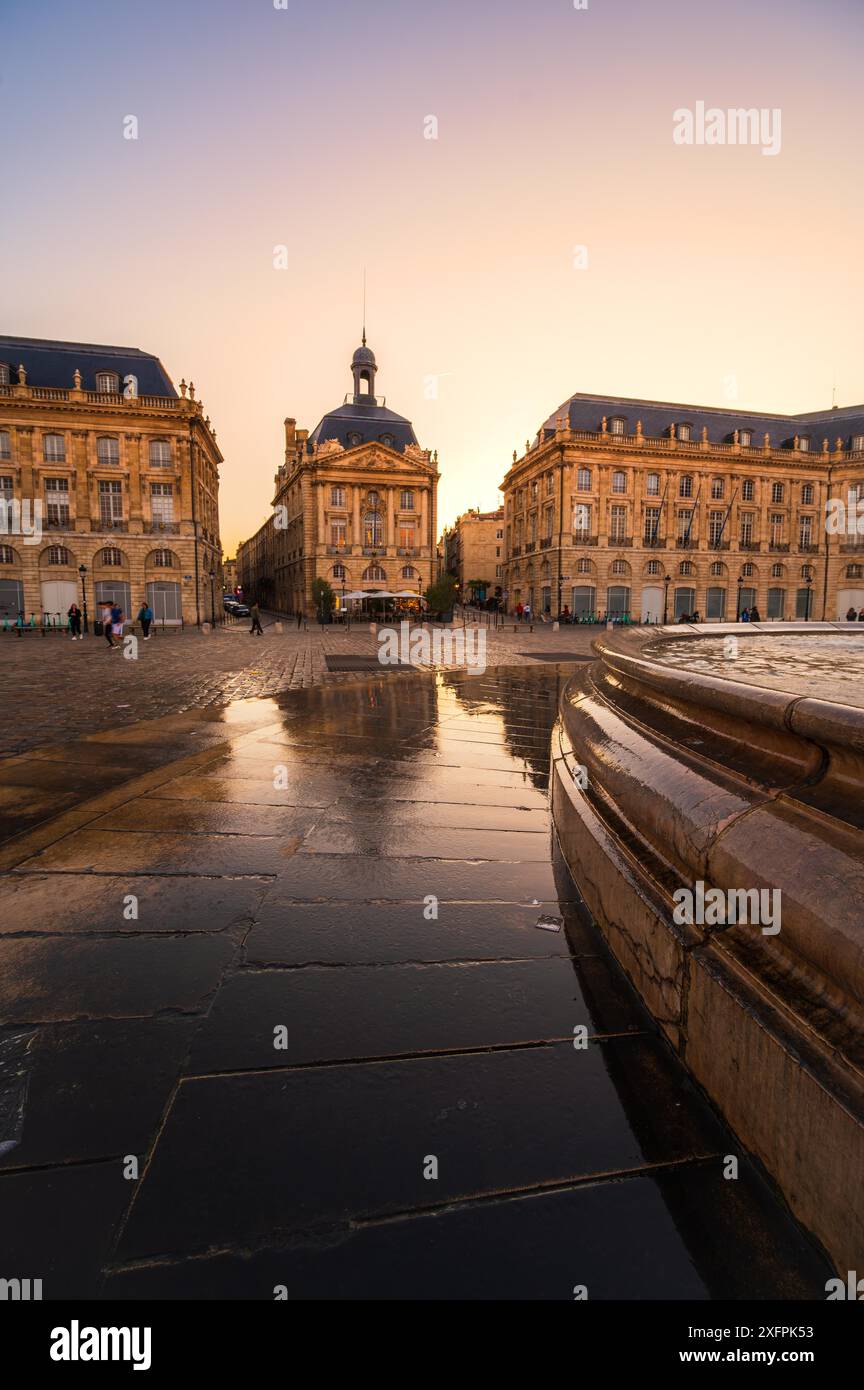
[
  {"x1": 379, "y1": 433, "x2": 395, "y2": 448},
  {"x1": 677, "y1": 423, "x2": 692, "y2": 441},
  {"x1": 610, "y1": 417, "x2": 626, "y2": 435},
  {"x1": 739, "y1": 429, "x2": 752, "y2": 447},
  {"x1": 347, "y1": 432, "x2": 362, "y2": 447},
  {"x1": 95, "y1": 371, "x2": 119, "y2": 394},
  {"x1": 798, "y1": 435, "x2": 811, "y2": 453},
  {"x1": 0, "y1": 364, "x2": 9, "y2": 387},
  {"x1": 852, "y1": 435, "x2": 864, "y2": 453}
]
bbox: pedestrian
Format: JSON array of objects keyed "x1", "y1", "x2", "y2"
[
  {"x1": 296, "y1": 609, "x2": 302, "y2": 629},
  {"x1": 691, "y1": 610, "x2": 701, "y2": 624},
  {"x1": 846, "y1": 606, "x2": 857, "y2": 621},
  {"x1": 67, "y1": 603, "x2": 82, "y2": 640},
  {"x1": 858, "y1": 608, "x2": 864, "y2": 622},
  {"x1": 749, "y1": 605, "x2": 762, "y2": 623},
  {"x1": 523, "y1": 602, "x2": 532, "y2": 623},
  {"x1": 515, "y1": 602, "x2": 523, "y2": 622},
  {"x1": 100, "y1": 602, "x2": 114, "y2": 647},
  {"x1": 110, "y1": 603, "x2": 125, "y2": 649},
  {"x1": 137, "y1": 600, "x2": 153, "y2": 640},
  {"x1": 740, "y1": 607, "x2": 750, "y2": 623},
  {"x1": 250, "y1": 602, "x2": 264, "y2": 636}
]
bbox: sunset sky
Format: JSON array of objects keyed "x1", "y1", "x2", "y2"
[{"x1": 3, "y1": 0, "x2": 863, "y2": 555}]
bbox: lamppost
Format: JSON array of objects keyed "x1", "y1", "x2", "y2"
[
  {"x1": 662, "y1": 573, "x2": 670, "y2": 625},
  {"x1": 208, "y1": 568, "x2": 216, "y2": 627},
  {"x1": 805, "y1": 574, "x2": 813, "y2": 621},
  {"x1": 78, "y1": 564, "x2": 89, "y2": 634},
  {"x1": 737, "y1": 575, "x2": 744, "y2": 621}
]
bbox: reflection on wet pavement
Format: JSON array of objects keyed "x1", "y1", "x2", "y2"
[
  {"x1": 0, "y1": 666, "x2": 830, "y2": 1298},
  {"x1": 653, "y1": 631, "x2": 864, "y2": 706}
]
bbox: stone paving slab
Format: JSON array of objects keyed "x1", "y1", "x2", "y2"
[{"x1": 0, "y1": 872, "x2": 265, "y2": 936}]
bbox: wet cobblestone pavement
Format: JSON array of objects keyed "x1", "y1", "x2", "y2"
[{"x1": 0, "y1": 665, "x2": 830, "y2": 1299}]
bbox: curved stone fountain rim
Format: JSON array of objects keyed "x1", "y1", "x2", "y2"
[{"x1": 591, "y1": 622, "x2": 864, "y2": 746}]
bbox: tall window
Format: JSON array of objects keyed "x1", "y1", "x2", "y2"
[
  {"x1": 679, "y1": 475, "x2": 693, "y2": 498},
  {"x1": 610, "y1": 417, "x2": 625, "y2": 435},
  {"x1": 330, "y1": 520, "x2": 347, "y2": 548},
  {"x1": 742, "y1": 479, "x2": 755, "y2": 501},
  {"x1": 0, "y1": 545, "x2": 13, "y2": 564},
  {"x1": 45, "y1": 478, "x2": 70, "y2": 527},
  {"x1": 363, "y1": 511, "x2": 383, "y2": 546},
  {"x1": 0, "y1": 364, "x2": 9, "y2": 387},
  {"x1": 769, "y1": 513, "x2": 784, "y2": 545},
  {"x1": 330, "y1": 486, "x2": 345, "y2": 507},
  {"x1": 612, "y1": 471, "x2": 626, "y2": 494},
  {"x1": 545, "y1": 473, "x2": 555, "y2": 495},
  {"x1": 0, "y1": 476, "x2": 12, "y2": 504},
  {"x1": 709, "y1": 510, "x2": 725, "y2": 546},
  {"x1": 400, "y1": 489, "x2": 415, "y2": 510},
  {"x1": 801, "y1": 483, "x2": 814, "y2": 504},
  {"x1": 149, "y1": 439, "x2": 171, "y2": 468},
  {"x1": 573, "y1": 503, "x2": 591, "y2": 539},
  {"x1": 530, "y1": 480, "x2": 538, "y2": 501},
  {"x1": 711, "y1": 477, "x2": 724, "y2": 499},
  {"x1": 739, "y1": 429, "x2": 752, "y2": 447},
  {"x1": 677, "y1": 423, "x2": 691, "y2": 441},
  {"x1": 100, "y1": 480, "x2": 123, "y2": 527},
  {"x1": 97, "y1": 436, "x2": 119, "y2": 466},
  {"x1": 852, "y1": 435, "x2": 864, "y2": 453},
  {"x1": 644, "y1": 507, "x2": 661, "y2": 543},
  {"x1": 150, "y1": 482, "x2": 173, "y2": 525},
  {"x1": 677, "y1": 509, "x2": 693, "y2": 544},
  {"x1": 740, "y1": 512, "x2": 754, "y2": 545},
  {"x1": 95, "y1": 371, "x2": 119, "y2": 394},
  {"x1": 798, "y1": 437, "x2": 811, "y2": 453},
  {"x1": 610, "y1": 505, "x2": 627, "y2": 543},
  {"x1": 799, "y1": 515, "x2": 813, "y2": 548},
  {"x1": 577, "y1": 467, "x2": 591, "y2": 492},
  {"x1": 43, "y1": 433, "x2": 65, "y2": 462},
  {"x1": 398, "y1": 524, "x2": 416, "y2": 548},
  {"x1": 0, "y1": 431, "x2": 10, "y2": 460},
  {"x1": 543, "y1": 507, "x2": 554, "y2": 539},
  {"x1": 771, "y1": 482, "x2": 785, "y2": 503},
  {"x1": 646, "y1": 473, "x2": 660, "y2": 495}
]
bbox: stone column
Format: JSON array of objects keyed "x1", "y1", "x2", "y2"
[
  {"x1": 420, "y1": 488, "x2": 428, "y2": 553},
  {"x1": 317, "y1": 481, "x2": 326, "y2": 545},
  {"x1": 387, "y1": 487, "x2": 395, "y2": 548},
  {"x1": 352, "y1": 484, "x2": 361, "y2": 549}
]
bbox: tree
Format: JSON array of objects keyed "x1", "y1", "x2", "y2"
[
  {"x1": 312, "y1": 577, "x2": 336, "y2": 622},
  {"x1": 424, "y1": 574, "x2": 458, "y2": 614}
]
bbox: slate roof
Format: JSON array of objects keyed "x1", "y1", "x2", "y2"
[
  {"x1": 0, "y1": 336, "x2": 177, "y2": 396},
  {"x1": 307, "y1": 400, "x2": 418, "y2": 453},
  {"x1": 540, "y1": 391, "x2": 864, "y2": 451}
]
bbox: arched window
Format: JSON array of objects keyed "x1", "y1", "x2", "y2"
[
  {"x1": 742, "y1": 563, "x2": 755, "y2": 577},
  {"x1": 380, "y1": 434, "x2": 395, "y2": 448},
  {"x1": 611, "y1": 560, "x2": 629, "y2": 575},
  {"x1": 47, "y1": 546, "x2": 70, "y2": 565},
  {"x1": 771, "y1": 563, "x2": 785, "y2": 578},
  {"x1": 710, "y1": 561, "x2": 725, "y2": 576},
  {"x1": 401, "y1": 566, "x2": 418, "y2": 579},
  {"x1": 149, "y1": 439, "x2": 171, "y2": 468},
  {"x1": 646, "y1": 559, "x2": 662, "y2": 575},
  {"x1": 609, "y1": 417, "x2": 626, "y2": 435},
  {"x1": 95, "y1": 371, "x2": 119, "y2": 394},
  {"x1": 801, "y1": 565, "x2": 813, "y2": 579},
  {"x1": 363, "y1": 511, "x2": 383, "y2": 546},
  {"x1": 739, "y1": 429, "x2": 752, "y2": 447},
  {"x1": 363, "y1": 564, "x2": 386, "y2": 581},
  {"x1": 100, "y1": 547, "x2": 123, "y2": 567},
  {"x1": 847, "y1": 565, "x2": 863, "y2": 579},
  {"x1": 43, "y1": 433, "x2": 65, "y2": 462},
  {"x1": 679, "y1": 561, "x2": 694, "y2": 575},
  {"x1": 332, "y1": 563, "x2": 346, "y2": 579},
  {"x1": 97, "y1": 436, "x2": 119, "y2": 466},
  {"x1": 576, "y1": 557, "x2": 593, "y2": 574},
  {"x1": 677, "y1": 423, "x2": 692, "y2": 441},
  {"x1": 367, "y1": 490, "x2": 380, "y2": 505},
  {"x1": 152, "y1": 549, "x2": 175, "y2": 568},
  {"x1": 347, "y1": 432, "x2": 363, "y2": 448},
  {"x1": 0, "y1": 544, "x2": 15, "y2": 564}
]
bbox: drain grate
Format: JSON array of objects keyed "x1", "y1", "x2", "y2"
[
  {"x1": 518, "y1": 652, "x2": 593, "y2": 663},
  {"x1": 325, "y1": 655, "x2": 412, "y2": 672}
]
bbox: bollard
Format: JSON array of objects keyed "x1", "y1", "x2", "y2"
[
  {"x1": 553, "y1": 621, "x2": 559, "y2": 632},
  {"x1": 274, "y1": 621, "x2": 283, "y2": 634},
  {"x1": 202, "y1": 621, "x2": 211, "y2": 634},
  {"x1": 369, "y1": 623, "x2": 377, "y2": 635},
  {"x1": 606, "y1": 619, "x2": 614, "y2": 630}
]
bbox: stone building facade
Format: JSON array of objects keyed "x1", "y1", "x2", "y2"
[
  {"x1": 440, "y1": 507, "x2": 504, "y2": 602},
  {"x1": 0, "y1": 336, "x2": 222, "y2": 626},
  {"x1": 238, "y1": 340, "x2": 439, "y2": 615},
  {"x1": 500, "y1": 392, "x2": 864, "y2": 623}
]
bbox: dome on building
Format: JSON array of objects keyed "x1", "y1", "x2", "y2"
[
  {"x1": 307, "y1": 338, "x2": 419, "y2": 454},
  {"x1": 351, "y1": 342, "x2": 376, "y2": 368}
]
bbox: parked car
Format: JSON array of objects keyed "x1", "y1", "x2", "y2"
[
  {"x1": 223, "y1": 596, "x2": 239, "y2": 610},
  {"x1": 231, "y1": 603, "x2": 250, "y2": 617}
]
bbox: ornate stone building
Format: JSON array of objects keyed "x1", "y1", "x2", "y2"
[
  {"x1": 238, "y1": 339, "x2": 439, "y2": 614},
  {"x1": 500, "y1": 392, "x2": 864, "y2": 623},
  {"x1": 440, "y1": 507, "x2": 504, "y2": 602},
  {"x1": 0, "y1": 336, "x2": 222, "y2": 626}
]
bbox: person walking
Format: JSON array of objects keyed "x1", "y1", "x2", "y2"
[
  {"x1": 137, "y1": 600, "x2": 153, "y2": 640},
  {"x1": 250, "y1": 602, "x2": 264, "y2": 636},
  {"x1": 523, "y1": 601, "x2": 532, "y2": 624},
  {"x1": 740, "y1": 607, "x2": 750, "y2": 623},
  {"x1": 846, "y1": 606, "x2": 857, "y2": 621},
  {"x1": 100, "y1": 602, "x2": 115, "y2": 647},
  {"x1": 110, "y1": 603, "x2": 125, "y2": 649},
  {"x1": 749, "y1": 604, "x2": 762, "y2": 623},
  {"x1": 296, "y1": 609, "x2": 302, "y2": 629},
  {"x1": 515, "y1": 602, "x2": 523, "y2": 622},
  {"x1": 67, "y1": 603, "x2": 82, "y2": 640}
]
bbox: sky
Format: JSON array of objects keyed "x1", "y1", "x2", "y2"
[{"x1": 3, "y1": 0, "x2": 863, "y2": 556}]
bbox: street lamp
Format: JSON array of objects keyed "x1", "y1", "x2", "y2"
[
  {"x1": 662, "y1": 573, "x2": 670, "y2": 625},
  {"x1": 805, "y1": 574, "x2": 813, "y2": 621},
  {"x1": 78, "y1": 564, "x2": 89, "y2": 634},
  {"x1": 208, "y1": 568, "x2": 216, "y2": 627},
  {"x1": 737, "y1": 575, "x2": 744, "y2": 621}
]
